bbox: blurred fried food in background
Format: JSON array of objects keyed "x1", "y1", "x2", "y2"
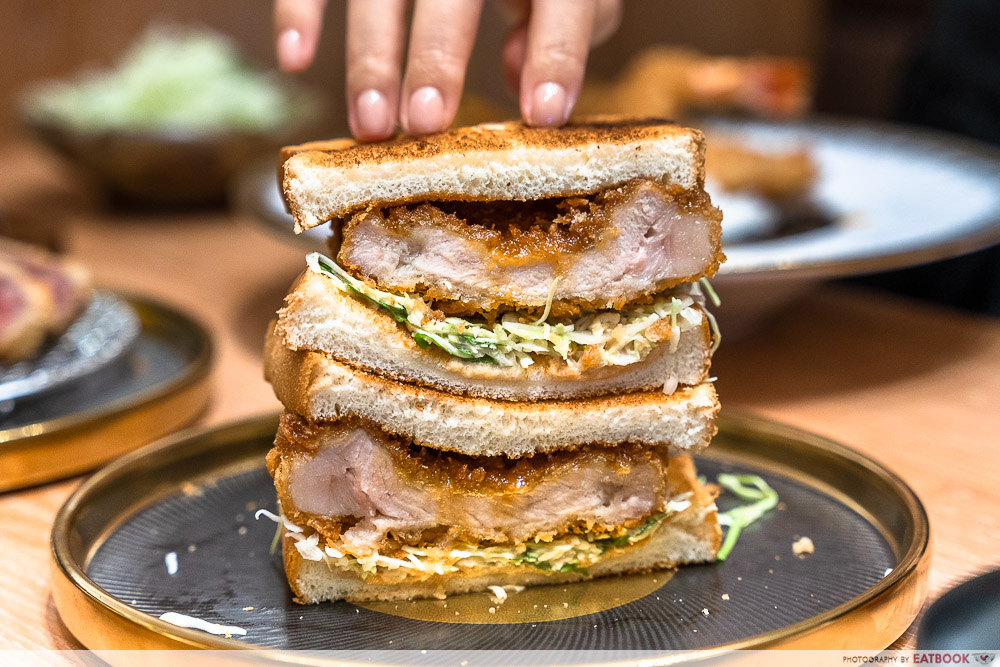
[
  {"x1": 457, "y1": 46, "x2": 818, "y2": 202},
  {"x1": 0, "y1": 239, "x2": 90, "y2": 363},
  {"x1": 576, "y1": 47, "x2": 817, "y2": 201},
  {"x1": 707, "y1": 142, "x2": 816, "y2": 200},
  {"x1": 576, "y1": 47, "x2": 812, "y2": 120}
]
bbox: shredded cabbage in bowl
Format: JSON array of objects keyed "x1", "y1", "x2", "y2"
[
  {"x1": 308, "y1": 253, "x2": 717, "y2": 369},
  {"x1": 21, "y1": 25, "x2": 297, "y2": 135}
]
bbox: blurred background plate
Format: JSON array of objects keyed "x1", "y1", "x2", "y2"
[
  {"x1": 0, "y1": 290, "x2": 140, "y2": 403},
  {"x1": 0, "y1": 295, "x2": 211, "y2": 492},
  {"x1": 708, "y1": 117, "x2": 1000, "y2": 278},
  {"x1": 917, "y1": 569, "x2": 1000, "y2": 650},
  {"x1": 51, "y1": 411, "x2": 929, "y2": 657},
  {"x1": 235, "y1": 117, "x2": 1000, "y2": 337},
  {"x1": 233, "y1": 157, "x2": 328, "y2": 251},
  {"x1": 706, "y1": 117, "x2": 1000, "y2": 336}
]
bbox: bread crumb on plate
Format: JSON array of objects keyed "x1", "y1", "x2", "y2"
[{"x1": 793, "y1": 535, "x2": 815, "y2": 557}]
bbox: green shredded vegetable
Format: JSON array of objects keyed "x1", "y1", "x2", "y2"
[
  {"x1": 596, "y1": 512, "x2": 669, "y2": 549},
  {"x1": 715, "y1": 474, "x2": 779, "y2": 561},
  {"x1": 309, "y1": 252, "x2": 708, "y2": 369},
  {"x1": 21, "y1": 25, "x2": 302, "y2": 134},
  {"x1": 699, "y1": 277, "x2": 722, "y2": 309},
  {"x1": 268, "y1": 521, "x2": 282, "y2": 556}
]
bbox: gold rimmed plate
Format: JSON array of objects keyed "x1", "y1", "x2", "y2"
[
  {"x1": 50, "y1": 411, "x2": 929, "y2": 661},
  {"x1": 0, "y1": 295, "x2": 211, "y2": 491}
]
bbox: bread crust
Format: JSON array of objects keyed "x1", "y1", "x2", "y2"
[
  {"x1": 281, "y1": 118, "x2": 696, "y2": 171},
  {"x1": 281, "y1": 118, "x2": 707, "y2": 231},
  {"x1": 264, "y1": 329, "x2": 719, "y2": 458}
]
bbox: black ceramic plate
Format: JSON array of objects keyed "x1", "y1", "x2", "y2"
[
  {"x1": 0, "y1": 290, "x2": 140, "y2": 403},
  {"x1": 918, "y1": 569, "x2": 1000, "y2": 649},
  {"x1": 0, "y1": 295, "x2": 211, "y2": 491},
  {"x1": 51, "y1": 413, "x2": 929, "y2": 659}
]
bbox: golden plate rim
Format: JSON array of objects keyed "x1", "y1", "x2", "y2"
[
  {"x1": 0, "y1": 294, "x2": 212, "y2": 491},
  {"x1": 50, "y1": 411, "x2": 931, "y2": 661}
]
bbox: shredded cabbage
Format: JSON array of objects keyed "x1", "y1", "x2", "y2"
[
  {"x1": 308, "y1": 252, "x2": 710, "y2": 369},
  {"x1": 257, "y1": 494, "x2": 693, "y2": 578},
  {"x1": 21, "y1": 25, "x2": 300, "y2": 134},
  {"x1": 699, "y1": 277, "x2": 722, "y2": 308},
  {"x1": 715, "y1": 474, "x2": 779, "y2": 561}
]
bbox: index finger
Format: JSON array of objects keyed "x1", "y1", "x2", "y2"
[
  {"x1": 400, "y1": 0, "x2": 485, "y2": 136},
  {"x1": 519, "y1": 0, "x2": 598, "y2": 127},
  {"x1": 345, "y1": 0, "x2": 408, "y2": 141}
]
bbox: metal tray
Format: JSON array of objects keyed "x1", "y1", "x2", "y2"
[
  {"x1": 0, "y1": 295, "x2": 211, "y2": 491},
  {"x1": 50, "y1": 411, "x2": 929, "y2": 659}
]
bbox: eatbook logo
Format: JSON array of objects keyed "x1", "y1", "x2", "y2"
[{"x1": 974, "y1": 655, "x2": 996, "y2": 665}]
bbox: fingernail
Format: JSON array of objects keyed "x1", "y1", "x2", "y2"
[
  {"x1": 529, "y1": 82, "x2": 569, "y2": 126},
  {"x1": 352, "y1": 89, "x2": 394, "y2": 141},
  {"x1": 277, "y1": 29, "x2": 306, "y2": 71},
  {"x1": 406, "y1": 86, "x2": 446, "y2": 135}
]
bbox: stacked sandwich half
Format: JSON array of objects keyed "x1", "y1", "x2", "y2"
[{"x1": 265, "y1": 120, "x2": 725, "y2": 603}]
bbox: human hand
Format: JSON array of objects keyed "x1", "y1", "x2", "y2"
[{"x1": 274, "y1": 0, "x2": 623, "y2": 141}]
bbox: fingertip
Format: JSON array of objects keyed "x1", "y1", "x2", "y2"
[
  {"x1": 277, "y1": 28, "x2": 311, "y2": 72},
  {"x1": 592, "y1": 0, "x2": 623, "y2": 45},
  {"x1": 518, "y1": 0, "x2": 594, "y2": 127},
  {"x1": 403, "y1": 86, "x2": 448, "y2": 136},
  {"x1": 350, "y1": 89, "x2": 396, "y2": 142},
  {"x1": 523, "y1": 82, "x2": 571, "y2": 127}
]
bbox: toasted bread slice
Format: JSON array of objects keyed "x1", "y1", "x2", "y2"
[
  {"x1": 281, "y1": 452, "x2": 720, "y2": 603},
  {"x1": 273, "y1": 270, "x2": 713, "y2": 401},
  {"x1": 264, "y1": 330, "x2": 719, "y2": 458},
  {"x1": 281, "y1": 118, "x2": 707, "y2": 231}
]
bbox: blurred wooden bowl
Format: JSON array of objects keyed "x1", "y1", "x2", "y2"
[{"x1": 21, "y1": 87, "x2": 320, "y2": 207}]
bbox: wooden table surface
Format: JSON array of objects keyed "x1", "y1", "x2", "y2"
[{"x1": 1, "y1": 140, "x2": 999, "y2": 654}]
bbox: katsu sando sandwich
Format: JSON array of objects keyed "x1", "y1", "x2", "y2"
[
  {"x1": 263, "y1": 119, "x2": 724, "y2": 603},
  {"x1": 281, "y1": 119, "x2": 722, "y2": 314},
  {"x1": 266, "y1": 416, "x2": 720, "y2": 603},
  {"x1": 277, "y1": 119, "x2": 723, "y2": 400}
]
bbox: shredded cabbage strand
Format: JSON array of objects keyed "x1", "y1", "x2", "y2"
[
  {"x1": 699, "y1": 277, "x2": 722, "y2": 308},
  {"x1": 308, "y1": 252, "x2": 710, "y2": 369},
  {"x1": 715, "y1": 474, "x2": 779, "y2": 561}
]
